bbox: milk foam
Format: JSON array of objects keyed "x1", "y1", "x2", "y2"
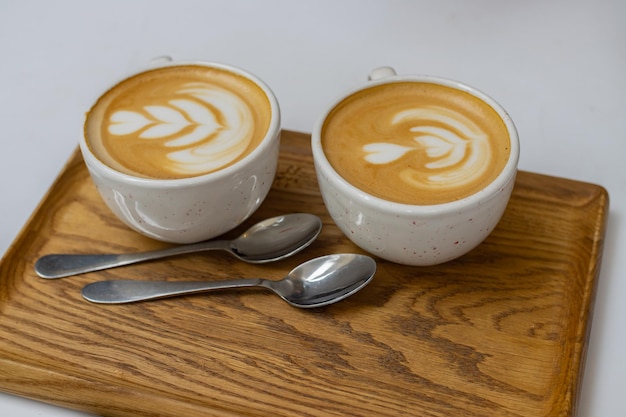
[
  {"x1": 321, "y1": 82, "x2": 510, "y2": 205},
  {"x1": 363, "y1": 105, "x2": 490, "y2": 191},
  {"x1": 107, "y1": 82, "x2": 254, "y2": 176}
]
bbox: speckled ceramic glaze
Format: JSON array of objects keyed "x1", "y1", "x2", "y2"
[
  {"x1": 312, "y1": 68, "x2": 519, "y2": 265},
  {"x1": 80, "y1": 60, "x2": 281, "y2": 243}
]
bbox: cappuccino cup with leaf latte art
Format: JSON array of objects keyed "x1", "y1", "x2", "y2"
[
  {"x1": 312, "y1": 67, "x2": 519, "y2": 265},
  {"x1": 81, "y1": 59, "x2": 281, "y2": 243}
]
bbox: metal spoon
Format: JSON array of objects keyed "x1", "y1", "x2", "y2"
[
  {"x1": 35, "y1": 213, "x2": 322, "y2": 279},
  {"x1": 81, "y1": 253, "x2": 376, "y2": 307}
]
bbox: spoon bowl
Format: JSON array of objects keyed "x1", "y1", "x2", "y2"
[
  {"x1": 35, "y1": 213, "x2": 322, "y2": 279},
  {"x1": 81, "y1": 254, "x2": 377, "y2": 308}
]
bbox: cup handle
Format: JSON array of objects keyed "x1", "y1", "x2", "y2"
[
  {"x1": 368, "y1": 66, "x2": 397, "y2": 81},
  {"x1": 149, "y1": 55, "x2": 173, "y2": 66}
]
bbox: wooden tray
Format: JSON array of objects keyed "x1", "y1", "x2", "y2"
[{"x1": 0, "y1": 131, "x2": 608, "y2": 417}]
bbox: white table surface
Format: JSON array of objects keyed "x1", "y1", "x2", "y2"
[{"x1": 1, "y1": 1, "x2": 624, "y2": 415}]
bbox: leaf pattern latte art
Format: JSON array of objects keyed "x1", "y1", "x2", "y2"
[{"x1": 107, "y1": 82, "x2": 254, "y2": 176}]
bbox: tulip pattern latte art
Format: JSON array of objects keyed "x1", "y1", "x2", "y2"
[
  {"x1": 363, "y1": 105, "x2": 490, "y2": 190},
  {"x1": 322, "y1": 82, "x2": 511, "y2": 205},
  {"x1": 85, "y1": 66, "x2": 271, "y2": 179}
]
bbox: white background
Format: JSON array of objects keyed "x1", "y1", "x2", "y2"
[{"x1": 1, "y1": 1, "x2": 624, "y2": 415}]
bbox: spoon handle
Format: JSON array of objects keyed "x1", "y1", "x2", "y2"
[
  {"x1": 35, "y1": 240, "x2": 228, "y2": 279},
  {"x1": 82, "y1": 278, "x2": 265, "y2": 304}
]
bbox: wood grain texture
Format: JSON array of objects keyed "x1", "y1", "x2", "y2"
[{"x1": 0, "y1": 130, "x2": 608, "y2": 417}]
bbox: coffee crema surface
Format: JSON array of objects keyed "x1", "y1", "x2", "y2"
[
  {"x1": 85, "y1": 65, "x2": 272, "y2": 179},
  {"x1": 321, "y1": 82, "x2": 511, "y2": 205}
]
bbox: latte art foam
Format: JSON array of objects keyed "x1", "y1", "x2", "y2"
[
  {"x1": 86, "y1": 66, "x2": 271, "y2": 179},
  {"x1": 322, "y1": 82, "x2": 510, "y2": 205},
  {"x1": 364, "y1": 105, "x2": 490, "y2": 190},
  {"x1": 107, "y1": 82, "x2": 255, "y2": 176}
]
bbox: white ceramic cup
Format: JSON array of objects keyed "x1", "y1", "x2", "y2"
[
  {"x1": 312, "y1": 67, "x2": 519, "y2": 266},
  {"x1": 80, "y1": 59, "x2": 281, "y2": 244}
]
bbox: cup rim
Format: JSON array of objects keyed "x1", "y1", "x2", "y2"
[
  {"x1": 80, "y1": 60, "x2": 281, "y2": 188},
  {"x1": 311, "y1": 73, "x2": 520, "y2": 213}
]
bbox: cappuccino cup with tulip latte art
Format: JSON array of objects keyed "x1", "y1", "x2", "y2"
[
  {"x1": 312, "y1": 67, "x2": 519, "y2": 265},
  {"x1": 80, "y1": 60, "x2": 281, "y2": 244}
]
